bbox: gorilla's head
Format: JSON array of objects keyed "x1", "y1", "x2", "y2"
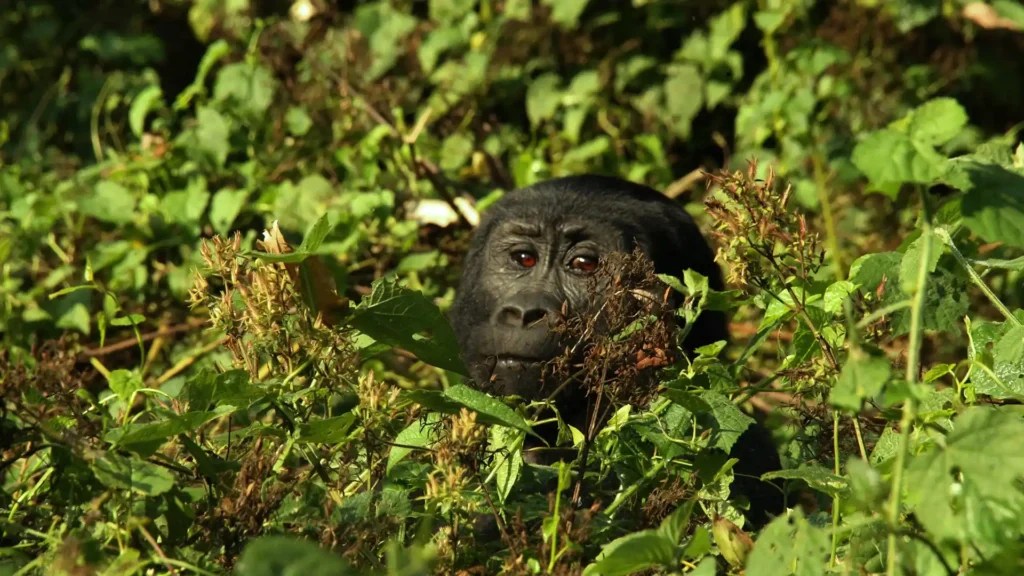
[{"x1": 449, "y1": 175, "x2": 729, "y2": 400}]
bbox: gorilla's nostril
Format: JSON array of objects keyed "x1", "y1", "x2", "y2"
[{"x1": 521, "y1": 308, "x2": 548, "y2": 327}]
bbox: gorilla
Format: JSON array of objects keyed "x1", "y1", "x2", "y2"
[{"x1": 448, "y1": 174, "x2": 785, "y2": 527}]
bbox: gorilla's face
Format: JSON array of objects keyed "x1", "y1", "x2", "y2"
[{"x1": 449, "y1": 175, "x2": 728, "y2": 400}]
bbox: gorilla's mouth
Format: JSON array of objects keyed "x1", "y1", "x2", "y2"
[{"x1": 493, "y1": 354, "x2": 550, "y2": 367}]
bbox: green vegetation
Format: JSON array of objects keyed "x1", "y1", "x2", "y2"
[{"x1": 3, "y1": 0, "x2": 1024, "y2": 574}]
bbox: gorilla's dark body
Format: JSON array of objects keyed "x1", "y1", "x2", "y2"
[{"x1": 448, "y1": 175, "x2": 785, "y2": 527}]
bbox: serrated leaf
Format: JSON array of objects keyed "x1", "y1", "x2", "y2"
[
  {"x1": 81, "y1": 181, "x2": 137, "y2": 225},
  {"x1": 906, "y1": 406, "x2": 1024, "y2": 543},
  {"x1": 235, "y1": 536, "x2": 354, "y2": 576},
  {"x1": 348, "y1": 278, "x2": 467, "y2": 375},
  {"x1": 852, "y1": 129, "x2": 944, "y2": 192},
  {"x1": 744, "y1": 510, "x2": 829, "y2": 575},
  {"x1": 903, "y1": 97, "x2": 969, "y2": 147},
  {"x1": 830, "y1": 349, "x2": 892, "y2": 412},
  {"x1": 701, "y1": 391, "x2": 754, "y2": 451},
  {"x1": 443, "y1": 385, "x2": 533, "y2": 434},
  {"x1": 92, "y1": 452, "x2": 175, "y2": 496},
  {"x1": 582, "y1": 531, "x2": 675, "y2": 576},
  {"x1": 958, "y1": 163, "x2": 1024, "y2": 250},
  {"x1": 761, "y1": 465, "x2": 848, "y2": 498}
]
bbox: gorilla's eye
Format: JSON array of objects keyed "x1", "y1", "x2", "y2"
[
  {"x1": 511, "y1": 250, "x2": 538, "y2": 268},
  {"x1": 571, "y1": 255, "x2": 598, "y2": 273}
]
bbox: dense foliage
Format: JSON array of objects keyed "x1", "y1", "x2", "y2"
[{"x1": 3, "y1": 0, "x2": 1024, "y2": 574}]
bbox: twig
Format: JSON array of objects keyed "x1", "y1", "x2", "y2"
[
  {"x1": 137, "y1": 523, "x2": 179, "y2": 575},
  {"x1": 153, "y1": 336, "x2": 228, "y2": 387},
  {"x1": 664, "y1": 168, "x2": 706, "y2": 199},
  {"x1": 81, "y1": 319, "x2": 207, "y2": 358}
]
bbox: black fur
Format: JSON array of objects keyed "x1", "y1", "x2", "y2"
[{"x1": 448, "y1": 175, "x2": 785, "y2": 527}]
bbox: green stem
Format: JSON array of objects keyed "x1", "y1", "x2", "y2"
[
  {"x1": 935, "y1": 228, "x2": 1021, "y2": 326},
  {"x1": 831, "y1": 411, "x2": 841, "y2": 567},
  {"x1": 886, "y1": 196, "x2": 933, "y2": 576},
  {"x1": 603, "y1": 459, "x2": 667, "y2": 516}
]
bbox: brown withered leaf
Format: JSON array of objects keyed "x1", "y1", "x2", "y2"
[{"x1": 258, "y1": 220, "x2": 350, "y2": 326}]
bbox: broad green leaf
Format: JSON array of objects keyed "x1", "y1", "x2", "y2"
[
  {"x1": 298, "y1": 213, "x2": 333, "y2": 253},
  {"x1": 701, "y1": 391, "x2": 754, "y2": 452},
  {"x1": 348, "y1": 277, "x2": 467, "y2": 375},
  {"x1": 108, "y1": 369, "x2": 144, "y2": 403},
  {"x1": 161, "y1": 178, "x2": 211, "y2": 230},
  {"x1": 129, "y1": 85, "x2": 164, "y2": 137},
  {"x1": 903, "y1": 97, "x2": 969, "y2": 147},
  {"x1": 107, "y1": 408, "x2": 234, "y2": 447},
  {"x1": 235, "y1": 536, "x2": 354, "y2": 576},
  {"x1": 285, "y1": 106, "x2": 313, "y2": 136},
  {"x1": 846, "y1": 458, "x2": 887, "y2": 511},
  {"x1": 490, "y1": 426, "x2": 525, "y2": 503},
  {"x1": 210, "y1": 188, "x2": 249, "y2": 236},
  {"x1": 906, "y1": 407, "x2": 1024, "y2": 543},
  {"x1": 958, "y1": 163, "x2": 1024, "y2": 250},
  {"x1": 81, "y1": 181, "x2": 136, "y2": 225},
  {"x1": 851, "y1": 129, "x2": 944, "y2": 193},
  {"x1": 744, "y1": 510, "x2": 829, "y2": 576},
  {"x1": 526, "y1": 73, "x2": 563, "y2": 128},
  {"x1": 663, "y1": 63, "x2": 704, "y2": 140},
  {"x1": 984, "y1": 325, "x2": 1024, "y2": 400},
  {"x1": 440, "y1": 132, "x2": 474, "y2": 172},
  {"x1": 214, "y1": 62, "x2": 276, "y2": 119},
  {"x1": 761, "y1": 465, "x2": 848, "y2": 498},
  {"x1": 541, "y1": 0, "x2": 591, "y2": 27},
  {"x1": 387, "y1": 414, "x2": 441, "y2": 474},
  {"x1": 582, "y1": 531, "x2": 674, "y2": 576},
  {"x1": 295, "y1": 414, "x2": 357, "y2": 444},
  {"x1": 192, "y1": 106, "x2": 230, "y2": 168},
  {"x1": 443, "y1": 385, "x2": 532, "y2": 434},
  {"x1": 92, "y1": 452, "x2": 175, "y2": 496},
  {"x1": 899, "y1": 229, "x2": 942, "y2": 294},
  {"x1": 823, "y1": 280, "x2": 856, "y2": 315},
  {"x1": 829, "y1": 348, "x2": 892, "y2": 412}
]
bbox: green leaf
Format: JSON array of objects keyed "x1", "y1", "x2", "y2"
[
  {"x1": 214, "y1": 62, "x2": 276, "y2": 119},
  {"x1": 129, "y1": 85, "x2": 164, "y2": 137},
  {"x1": 235, "y1": 536, "x2": 354, "y2": 576},
  {"x1": 296, "y1": 414, "x2": 358, "y2": 444},
  {"x1": 582, "y1": 531, "x2": 675, "y2": 576},
  {"x1": 285, "y1": 106, "x2": 313, "y2": 136},
  {"x1": 903, "y1": 97, "x2": 969, "y2": 147},
  {"x1": 108, "y1": 408, "x2": 233, "y2": 447},
  {"x1": 387, "y1": 415, "x2": 441, "y2": 474},
  {"x1": 745, "y1": 510, "x2": 829, "y2": 575},
  {"x1": 81, "y1": 181, "x2": 137, "y2": 225},
  {"x1": 829, "y1": 348, "x2": 892, "y2": 412},
  {"x1": 108, "y1": 369, "x2": 144, "y2": 403},
  {"x1": 440, "y1": 132, "x2": 474, "y2": 172},
  {"x1": 851, "y1": 129, "x2": 944, "y2": 193},
  {"x1": 541, "y1": 0, "x2": 591, "y2": 28},
  {"x1": 192, "y1": 106, "x2": 230, "y2": 168},
  {"x1": 109, "y1": 314, "x2": 145, "y2": 327},
  {"x1": 348, "y1": 277, "x2": 467, "y2": 375},
  {"x1": 526, "y1": 73, "x2": 563, "y2": 128},
  {"x1": 299, "y1": 213, "x2": 333, "y2": 253},
  {"x1": 761, "y1": 465, "x2": 848, "y2": 498},
  {"x1": 984, "y1": 325, "x2": 1024, "y2": 400},
  {"x1": 823, "y1": 280, "x2": 856, "y2": 315},
  {"x1": 958, "y1": 164, "x2": 1024, "y2": 250},
  {"x1": 210, "y1": 188, "x2": 249, "y2": 236},
  {"x1": 663, "y1": 63, "x2": 704, "y2": 140},
  {"x1": 161, "y1": 178, "x2": 211, "y2": 230},
  {"x1": 92, "y1": 452, "x2": 175, "y2": 496},
  {"x1": 899, "y1": 229, "x2": 942, "y2": 294},
  {"x1": 701, "y1": 391, "x2": 754, "y2": 452},
  {"x1": 906, "y1": 406, "x2": 1024, "y2": 543},
  {"x1": 443, "y1": 385, "x2": 533, "y2": 434},
  {"x1": 490, "y1": 426, "x2": 525, "y2": 503}
]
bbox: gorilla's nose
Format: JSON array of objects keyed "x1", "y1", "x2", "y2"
[{"x1": 493, "y1": 292, "x2": 563, "y2": 328}]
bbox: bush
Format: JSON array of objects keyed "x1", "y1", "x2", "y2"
[{"x1": 3, "y1": 0, "x2": 1024, "y2": 574}]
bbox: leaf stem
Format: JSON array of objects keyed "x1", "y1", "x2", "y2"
[{"x1": 935, "y1": 228, "x2": 1021, "y2": 326}]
